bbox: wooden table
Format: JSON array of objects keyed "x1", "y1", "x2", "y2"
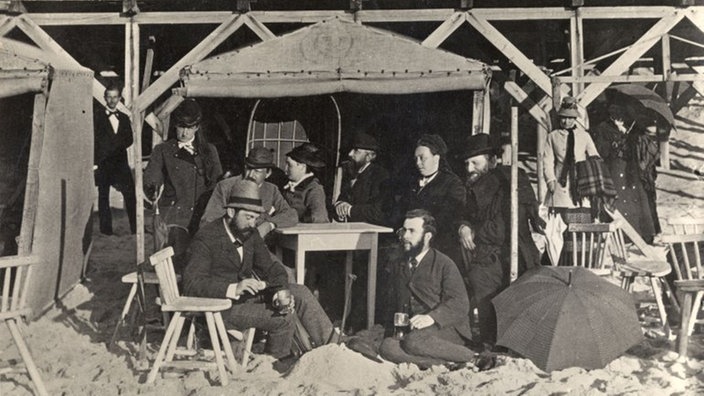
[{"x1": 274, "y1": 222, "x2": 393, "y2": 329}]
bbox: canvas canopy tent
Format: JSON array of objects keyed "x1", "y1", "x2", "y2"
[
  {"x1": 0, "y1": 38, "x2": 94, "y2": 318},
  {"x1": 178, "y1": 17, "x2": 491, "y2": 98}
]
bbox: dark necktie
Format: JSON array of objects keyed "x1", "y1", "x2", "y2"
[{"x1": 410, "y1": 258, "x2": 419, "y2": 273}]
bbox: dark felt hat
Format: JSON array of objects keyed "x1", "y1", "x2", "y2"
[
  {"x1": 245, "y1": 147, "x2": 276, "y2": 169},
  {"x1": 224, "y1": 179, "x2": 264, "y2": 213},
  {"x1": 558, "y1": 96, "x2": 580, "y2": 118},
  {"x1": 351, "y1": 132, "x2": 380, "y2": 152},
  {"x1": 173, "y1": 99, "x2": 202, "y2": 127},
  {"x1": 416, "y1": 134, "x2": 448, "y2": 157},
  {"x1": 286, "y1": 143, "x2": 326, "y2": 168},
  {"x1": 460, "y1": 133, "x2": 500, "y2": 160}
]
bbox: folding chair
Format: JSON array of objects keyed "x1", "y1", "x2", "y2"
[
  {"x1": 0, "y1": 255, "x2": 48, "y2": 396},
  {"x1": 146, "y1": 246, "x2": 248, "y2": 385},
  {"x1": 660, "y1": 233, "x2": 704, "y2": 358}
]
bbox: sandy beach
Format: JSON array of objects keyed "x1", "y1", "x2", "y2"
[{"x1": 1, "y1": 103, "x2": 703, "y2": 395}]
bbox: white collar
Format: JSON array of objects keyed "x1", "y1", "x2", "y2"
[
  {"x1": 410, "y1": 248, "x2": 430, "y2": 267},
  {"x1": 356, "y1": 162, "x2": 371, "y2": 176},
  {"x1": 285, "y1": 173, "x2": 314, "y2": 190}
]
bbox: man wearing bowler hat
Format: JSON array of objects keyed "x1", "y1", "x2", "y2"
[
  {"x1": 200, "y1": 146, "x2": 298, "y2": 238},
  {"x1": 457, "y1": 133, "x2": 543, "y2": 347},
  {"x1": 183, "y1": 179, "x2": 336, "y2": 367},
  {"x1": 333, "y1": 132, "x2": 391, "y2": 226}
]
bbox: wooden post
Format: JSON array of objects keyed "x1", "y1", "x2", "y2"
[
  {"x1": 661, "y1": 34, "x2": 672, "y2": 170},
  {"x1": 569, "y1": 7, "x2": 584, "y2": 95},
  {"x1": 127, "y1": 20, "x2": 144, "y2": 267},
  {"x1": 510, "y1": 106, "x2": 519, "y2": 283},
  {"x1": 482, "y1": 85, "x2": 491, "y2": 134},
  {"x1": 537, "y1": 121, "x2": 548, "y2": 202},
  {"x1": 472, "y1": 90, "x2": 484, "y2": 135}
]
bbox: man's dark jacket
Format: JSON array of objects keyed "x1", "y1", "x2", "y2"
[
  {"x1": 391, "y1": 248, "x2": 472, "y2": 339},
  {"x1": 461, "y1": 165, "x2": 541, "y2": 275},
  {"x1": 93, "y1": 107, "x2": 133, "y2": 167},
  {"x1": 336, "y1": 162, "x2": 391, "y2": 226},
  {"x1": 183, "y1": 218, "x2": 288, "y2": 299}
]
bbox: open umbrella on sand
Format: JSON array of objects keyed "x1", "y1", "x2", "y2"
[
  {"x1": 544, "y1": 212, "x2": 567, "y2": 266},
  {"x1": 493, "y1": 266, "x2": 643, "y2": 372}
]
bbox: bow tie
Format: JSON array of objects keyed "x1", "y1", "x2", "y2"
[
  {"x1": 409, "y1": 258, "x2": 419, "y2": 273},
  {"x1": 418, "y1": 173, "x2": 436, "y2": 188},
  {"x1": 178, "y1": 141, "x2": 195, "y2": 154},
  {"x1": 284, "y1": 181, "x2": 297, "y2": 191},
  {"x1": 106, "y1": 110, "x2": 119, "y2": 117},
  {"x1": 232, "y1": 239, "x2": 243, "y2": 248}
]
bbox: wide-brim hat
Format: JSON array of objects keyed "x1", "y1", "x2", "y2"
[
  {"x1": 245, "y1": 147, "x2": 276, "y2": 169},
  {"x1": 173, "y1": 98, "x2": 202, "y2": 127},
  {"x1": 223, "y1": 179, "x2": 264, "y2": 213},
  {"x1": 286, "y1": 143, "x2": 326, "y2": 168},
  {"x1": 350, "y1": 132, "x2": 380, "y2": 152},
  {"x1": 460, "y1": 133, "x2": 500, "y2": 160},
  {"x1": 558, "y1": 96, "x2": 580, "y2": 118}
]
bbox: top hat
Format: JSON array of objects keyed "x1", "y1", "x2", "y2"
[
  {"x1": 173, "y1": 99, "x2": 202, "y2": 127},
  {"x1": 245, "y1": 147, "x2": 276, "y2": 169},
  {"x1": 286, "y1": 143, "x2": 326, "y2": 168},
  {"x1": 224, "y1": 179, "x2": 264, "y2": 213},
  {"x1": 350, "y1": 132, "x2": 380, "y2": 152},
  {"x1": 460, "y1": 133, "x2": 499, "y2": 160},
  {"x1": 557, "y1": 96, "x2": 580, "y2": 118}
]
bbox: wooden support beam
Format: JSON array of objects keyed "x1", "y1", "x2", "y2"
[
  {"x1": 580, "y1": 6, "x2": 679, "y2": 19},
  {"x1": 661, "y1": 34, "x2": 674, "y2": 102},
  {"x1": 577, "y1": 9, "x2": 686, "y2": 106},
  {"x1": 569, "y1": 8, "x2": 585, "y2": 95},
  {"x1": 243, "y1": 14, "x2": 276, "y2": 41},
  {"x1": 472, "y1": 90, "x2": 484, "y2": 135},
  {"x1": 556, "y1": 74, "x2": 704, "y2": 83},
  {"x1": 421, "y1": 12, "x2": 465, "y2": 48},
  {"x1": 134, "y1": 14, "x2": 246, "y2": 113},
  {"x1": 686, "y1": 7, "x2": 704, "y2": 36},
  {"x1": 0, "y1": 16, "x2": 17, "y2": 36},
  {"x1": 504, "y1": 81, "x2": 550, "y2": 131},
  {"x1": 671, "y1": 84, "x2": 699, "y2": 113},
  {"x1": 510, "y1": 106, "x2": 519, "y2": 283},
  {"x1": 465, "y1": 12, "x2": 552, "y2": 95},
  {"x1": 482, "y1": 85, "x2": 491, "y2": 134},
  {"x1": 17, "y1": 91, "x2": 47, "y2": 257}
]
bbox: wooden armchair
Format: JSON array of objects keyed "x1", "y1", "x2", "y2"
[
  {"x1": 0, "y1": 255, "x2": 47, "y2": 396},
  {"x1": 147, "y1": 246, "x2": 252, "y2": 385},
  {"x1": 660, "y1": 233, "x2": 704, "y2": 359}
]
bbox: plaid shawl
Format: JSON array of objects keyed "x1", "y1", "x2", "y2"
[{"x1": 576, "y1": 156, "x2": 616, "y2": 199}]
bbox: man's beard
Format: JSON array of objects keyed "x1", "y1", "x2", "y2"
[
  {"x1": 403, "y1": 237, "x2": 425, "y2": 258},
  {"x1": 349, "y1": 158, "x2": 366, "y2": 173},
  {"x1": 466, "y1": 168, "x2": 488, "y2": 186},
  {"x1": 227, "y1": 217, "x2": 255, "y2": 241}
]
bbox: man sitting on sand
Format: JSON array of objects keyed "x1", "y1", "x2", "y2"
[
  {"x1": 379, "y1": 209, "x2": 476, "y2": 369},
  {"x1": 183, "y1": 179, "x2": 336, "y2": 369}
]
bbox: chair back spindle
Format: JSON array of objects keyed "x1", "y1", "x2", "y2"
[
  {"x1": 149, "y1": 246, "x2": 179, "y2": 305},
  {"x1": 662, "y1": 233, "x2": 704, "y2": 282}
]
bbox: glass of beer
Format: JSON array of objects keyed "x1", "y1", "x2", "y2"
[{"x1": 393, "y1": 312, "x2": 410, "y2": 339}]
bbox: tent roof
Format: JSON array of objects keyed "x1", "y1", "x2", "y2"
[
  {"x1": 0, "y1": 39, "x2": 51, "y2": 98},
  {"x1": 181, "y1": 17, "x2": 491, "y2": 98}
]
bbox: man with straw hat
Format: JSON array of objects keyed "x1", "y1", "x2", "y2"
[
  {"x1": 183, "y1": 179, "x2": 335, "y2": 367},
  {"x1": 457, "y1": 133, "x2": 543, "y2": 348}
]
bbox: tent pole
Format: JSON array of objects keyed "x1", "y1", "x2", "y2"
[
  {"x1": 510, "y1": 106, "x2": 518, "y2": 283},
  {"x1": 471, "y1": 90, "x2": 483, "y2": 135}
]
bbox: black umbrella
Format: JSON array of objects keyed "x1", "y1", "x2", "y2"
[
  {"x1": 606, "y1": 84, "x2": 676, "y2": 129},
  {"x1": 493, "y1": 266, "x2": 643, "y2": 372}
]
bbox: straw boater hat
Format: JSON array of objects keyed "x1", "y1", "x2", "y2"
[
  {"x1": 224, "y1": 179, "x2": 264, "y2": 213},
  {"x1": 460, "y1": 133, "x2": 501, "y2": 161},
  {"x1": 286, "y1": 143, "x2": 326, "y2": 168},
  {"x1": 173, "y1": 98, "x2": 202, "y2": 127},
  {"x1": 350, "y1": 132, "x2": 380, "y2": 152},
  {"x1": 557, "y1": 96, "x2": 580, "y2": 118},
  {"x1": 245, "y1": 147, "x2": 276, "y2": 169}
]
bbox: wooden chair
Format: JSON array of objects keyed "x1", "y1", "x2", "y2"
[
  {"x1": 0, "y1": 255, "x2": 48, "y2": 396},
  {"x1": 566, "y1": 222, "x2": 616, "y2": 276},
  {"x1": 660, "y1": 233, "x2": 704, "y2": 358},
  {"x1": 146, "y1": 246, "x2": 243, "y2": 385},
  {"x1": 610, "y1": 227, "x2": 673, "y2": 338}
]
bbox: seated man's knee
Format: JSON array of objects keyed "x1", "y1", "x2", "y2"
[
  {"x1": 379, "y1": 337, "x2": 401, "y2": 361},
  {"x1": 401, "y1": 328, "x2": 434, "y2": 355}
]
